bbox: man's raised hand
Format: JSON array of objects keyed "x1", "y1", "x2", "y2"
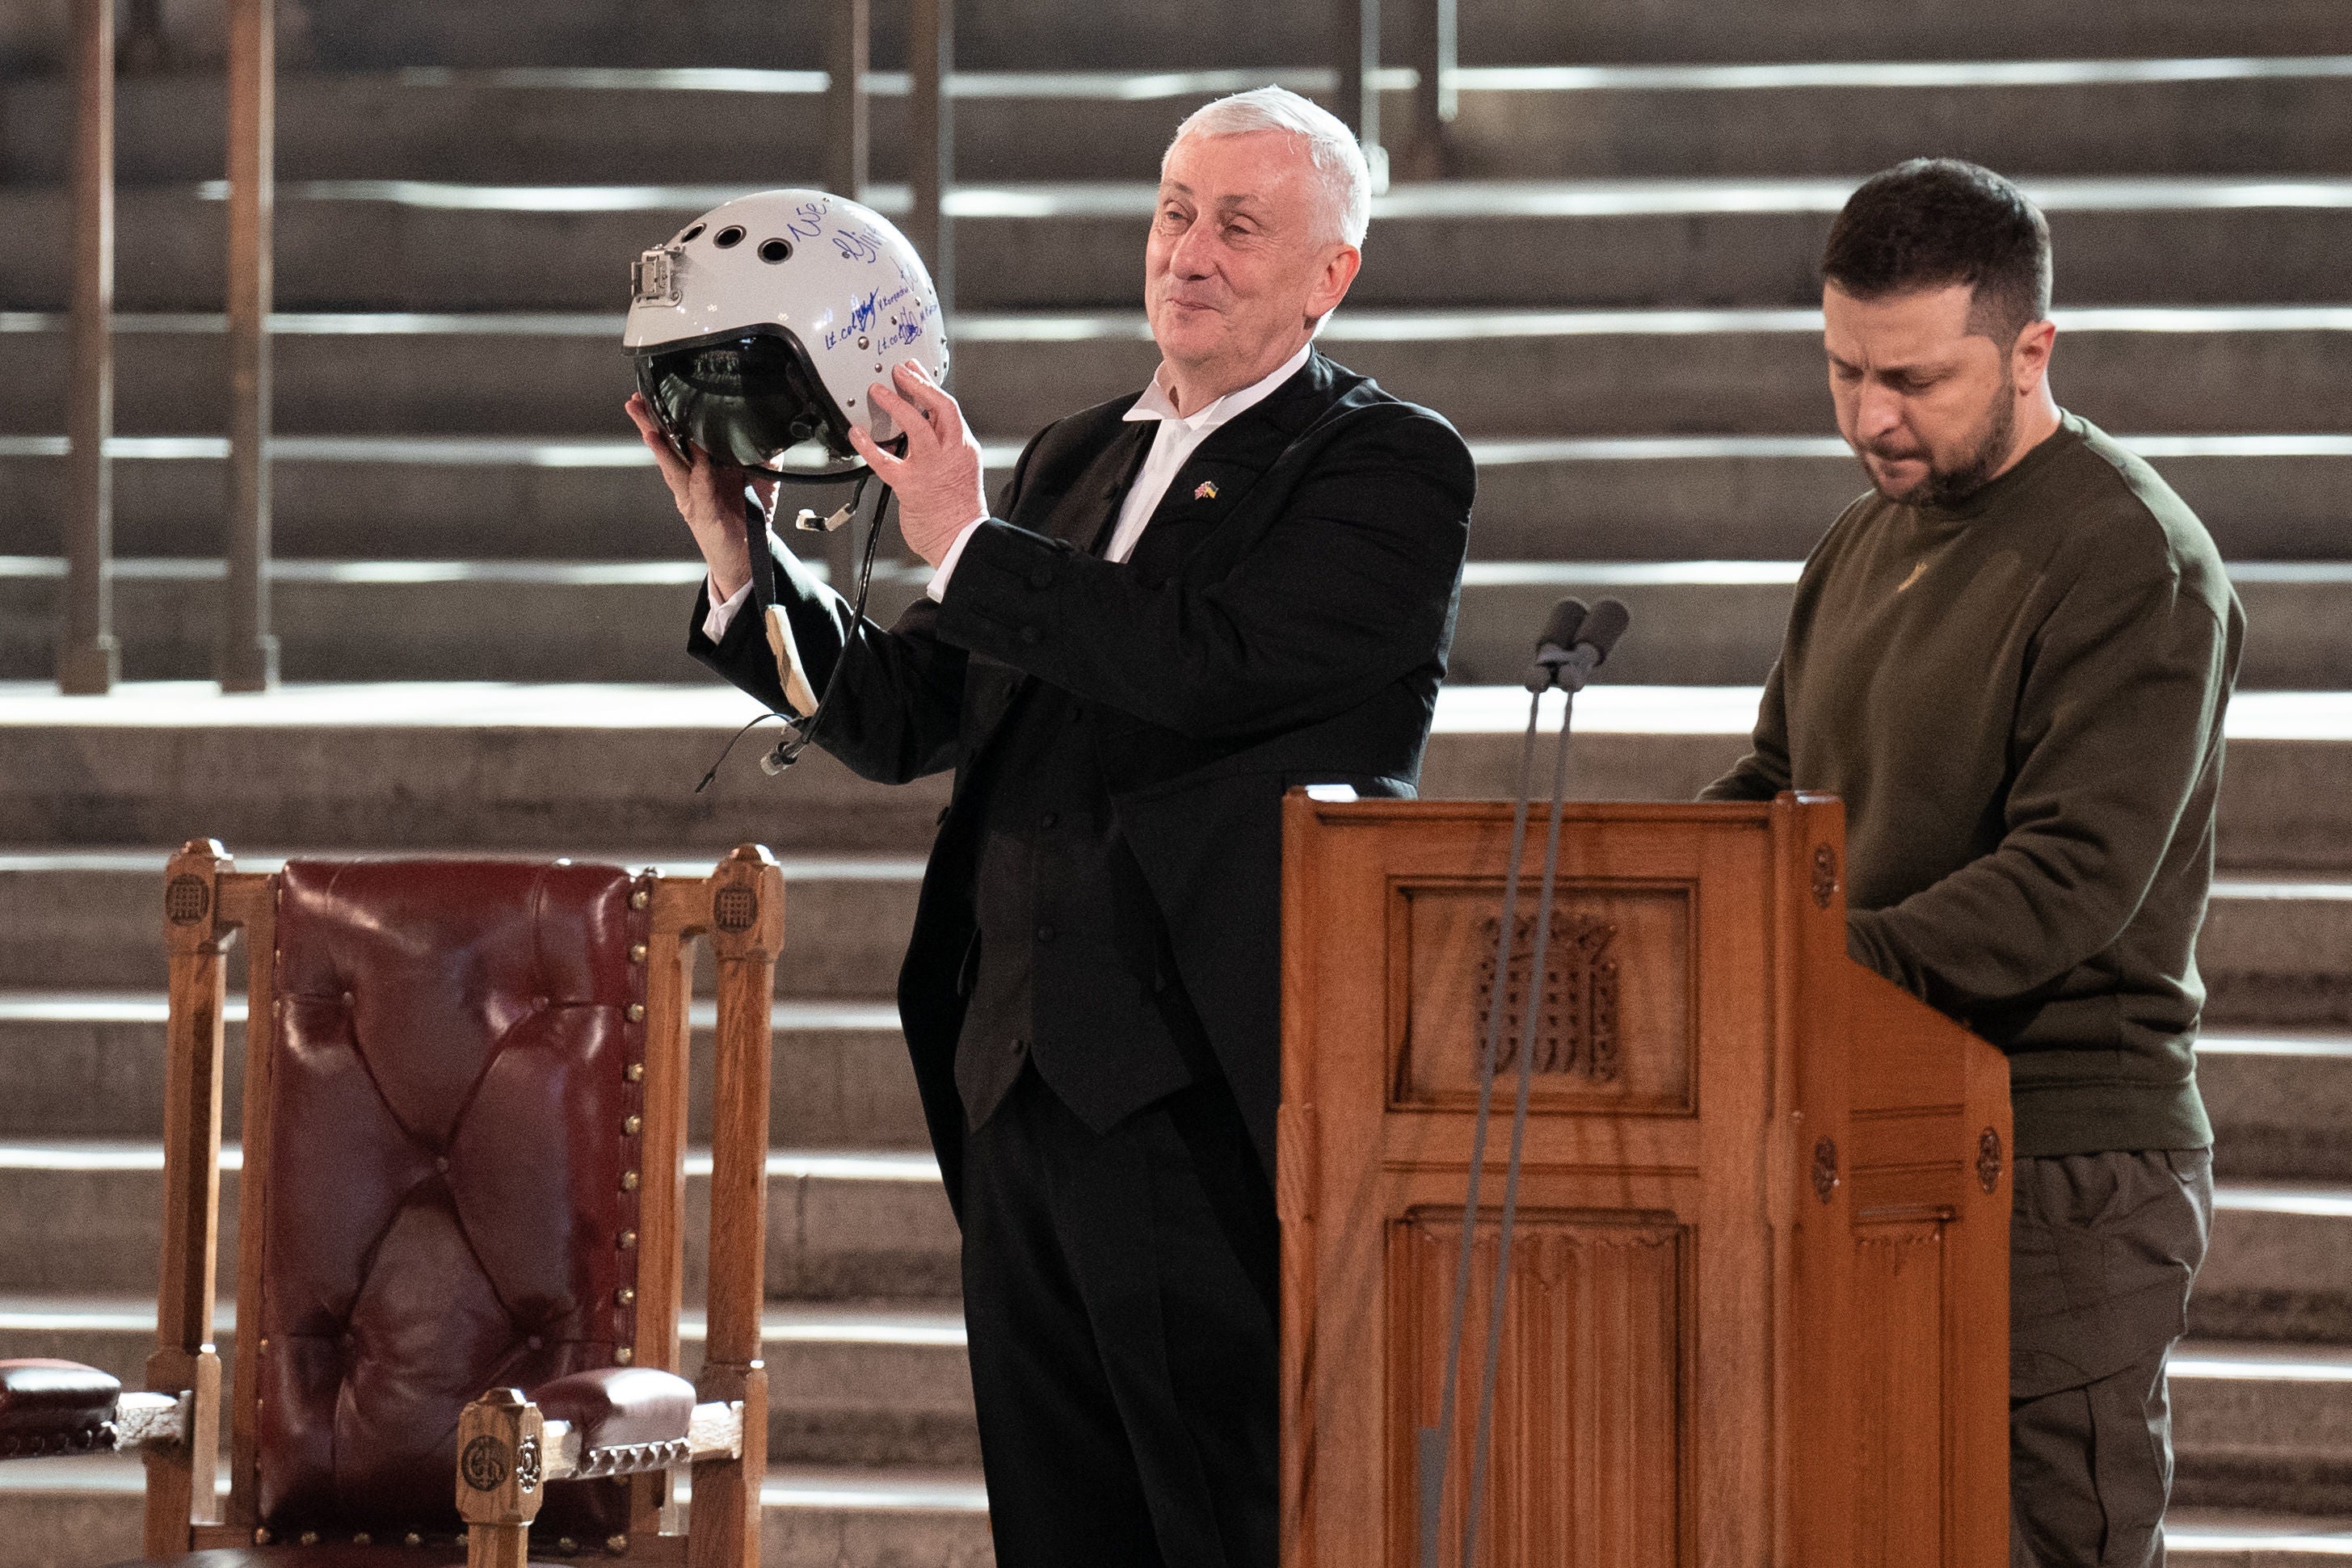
[
  {"x1": 625, "y1": 392, "x2": 774, "y2": 600},
  {"x1": 848, "y1": 360, "x2": 989, "y2": 568}
]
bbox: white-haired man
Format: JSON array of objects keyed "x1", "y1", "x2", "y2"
[{"x1": 633, "y1": 86, "x2": 1474, "y2": 1565}]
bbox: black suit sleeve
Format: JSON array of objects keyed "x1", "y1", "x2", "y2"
[
  {"x1": 931, "y1": 409, "x2": 1474, "y2": 740},
  {"x1": 684, "y1": 429, "x2": 1053, "y2": 784}
]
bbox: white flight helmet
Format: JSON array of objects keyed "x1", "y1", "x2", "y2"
[{"x1": 623, "y1": 189, "x2": 949, "y2": 478}]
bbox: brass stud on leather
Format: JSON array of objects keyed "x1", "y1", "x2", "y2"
[
  {"x1": 614, "y1": 1346, "x2": 634, "y2": 1364},
  {"x1": 626, "y1": 1003, "x2": 646, "y2": 1023},
  {"x1": 353, "y1": 1535, "x2": 371, "y2": 1547},
  {"x1": 615, "y1": 1286, "x2": 636, "y2": 1306},
  {"x1": 558, "y1": 1540, "x2": 578, "y2": 1556},
  {"x1": 606, "y1": 1536, "x2": 629, "y2": 1554},
  {"x1": 299, "y1": 1532, "x2": 319, "y2": 1547},
  {"x1": 630, "y1": 889, "x2": 650, "y2": 910},
  {"x1": 621, "y1": 1169, "x2": 640, "y2": 1192},
  {"x1": 622, "y1": 1114, "x2": 642, "y2": 1137},
  {"x1": 254, "y1": 1528, "x2": 271, "y2": 1545},
  {"x1": 629, "y1": 943, "x2": 648, "y2": 963},
  {"x1": 404, "y1": 1533, "x2": 423, "y2": 1549},
  {"x1": 616, "y1": 1229, "x2": 637, "y2": 1251},
  {"x1": 625, "y1": 1061, "x2": 645, "y2": 1082}
]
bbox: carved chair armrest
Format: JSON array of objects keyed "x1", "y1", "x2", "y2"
[
  {"x1": 524, "y1": 1367, "x2": 701, "y2": 1482},
  {"x1": 0, "y1": 1360, "x2": 120, "y2": 1457}
]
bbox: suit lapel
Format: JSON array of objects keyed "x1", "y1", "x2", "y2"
[{"x1": 1124, "y1": 352, "x2": 1343, "y2": 578}]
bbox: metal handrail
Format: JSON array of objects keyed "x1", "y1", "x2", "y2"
[
  {"x1": 58, "y1": 0, "x2": 117, "y2": 695},
  {"x1": 1336, "y1": 0, "x2": 1458, "y2": 184},
  {"x1": 220, "y1": 0, "x2": 278, "y2": 691}
]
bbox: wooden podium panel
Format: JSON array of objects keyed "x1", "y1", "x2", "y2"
[{"x1": 1279, "y1": 792, "x2": 2009, "y2": 1568}]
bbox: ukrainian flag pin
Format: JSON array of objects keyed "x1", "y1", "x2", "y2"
[{"x1": 1193, "y1": 480, "x2": 1218, "y2": 501}]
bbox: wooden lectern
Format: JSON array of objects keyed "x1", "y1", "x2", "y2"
[{"x1": 1279, "y1": 792, "x2": 2011, "y2": 1567}]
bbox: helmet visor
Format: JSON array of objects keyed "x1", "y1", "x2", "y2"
[{"x1": 634, "y1": 331, "x2": 863, "y2": 477}]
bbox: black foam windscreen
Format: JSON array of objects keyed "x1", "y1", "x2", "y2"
[
  {"x1": 1579, "y1": 598, "x2": 1633, "y2": 664},
  {"x1": 1534, "y1": 597, "x2": 1589, "y2": 655}
]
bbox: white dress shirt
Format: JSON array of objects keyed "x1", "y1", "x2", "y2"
[{"x1": 700, "y1": 343, "x2": 1312, "y2": 642}]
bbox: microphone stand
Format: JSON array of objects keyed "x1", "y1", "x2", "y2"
[{"x1": 1419, "y1": 599, "x2": 1629, "y2": 1568}]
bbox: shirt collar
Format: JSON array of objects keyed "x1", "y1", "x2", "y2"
[{"x1": 1124, "y1": 343, "x2": 1313, "y2": 432}]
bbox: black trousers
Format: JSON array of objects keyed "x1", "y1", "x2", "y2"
[{"x1": 961, "y1": 1064, "x2": 1279, "y2": 1568}]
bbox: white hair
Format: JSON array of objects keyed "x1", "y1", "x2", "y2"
[{"x1": 1164, "y1": 86, "x2": 1372, "y2": 247}]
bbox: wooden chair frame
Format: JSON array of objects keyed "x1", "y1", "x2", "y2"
[{"x1": 143, "y1": 839, "x2": 784, "y2": 1568}]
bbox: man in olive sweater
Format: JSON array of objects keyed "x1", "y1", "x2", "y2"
[{"x1": 1705, "y1": 160, "x2": 2243, "y2": 1566}]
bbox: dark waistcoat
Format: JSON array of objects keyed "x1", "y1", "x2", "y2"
[{"x1": 953, "y1": 486, "x2": 1213, "y2": 1133}]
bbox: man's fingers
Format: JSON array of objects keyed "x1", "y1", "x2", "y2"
[
  {"x1": 890, "y1": 361, "x2": 964, "y2": 431},
  {"x1": 625, "y1": 397, "x2": 694, "y2": 495},
  {"x1": 865, "y1": 379, "x2": 932, "y2": 449},
  {"x1": 847, "y1": 423, "x2": 909, "y2": 482}
]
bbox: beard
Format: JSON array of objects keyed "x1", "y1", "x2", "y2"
[{"x1": 1857, "y1": 378, "x2": 2018, "y2": 508}]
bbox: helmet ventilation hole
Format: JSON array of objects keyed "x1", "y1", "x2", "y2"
[
  {"x1": 679, "y1": 223, "x2": 706, "y2": 243},
  {"x1": 758, "y1": 238, "x2": 793, "y2": 263},
  {"x1": 713, "y1": 226, "x2": 746, "y2": 249}
]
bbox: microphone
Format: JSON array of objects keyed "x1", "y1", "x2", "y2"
[
  {"x1": 1548, "y1": 596, "x2": 1632, "y2": 694},
  {"x1": 1521, "y1": 598, "x2": 1588, "y2": 692}
]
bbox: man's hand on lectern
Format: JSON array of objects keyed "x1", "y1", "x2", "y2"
[{"x1": 848, "y1": 360, "x2": 989, "y2": 569}]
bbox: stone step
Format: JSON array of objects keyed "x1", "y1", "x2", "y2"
[
  {"x1": 2172, "y1": 1340, "x2": 2352, "y2": 1516},
  {"x1": 6, "y1": 307, "x2": 2344, "y2": 441},
  {"x1": 6, "y1": 433, "x2": 2348, "y2": 566},
  {"x1": 2194, "y1": 1183, "x2": 2352, "y2": 1343},
  {"x1": 3, "y1": 59, "x2": 2348, "y2": 187},
  {"x1": 6, "y1": 557, "x2": 2348, "y2": 690},
  {"x1": 11, "y1": 0, "x2": 2346, "y2": 73},
  {"x1": 0, "y1": 1141, "x2": 959, "y2": 1301},
  {"x1": 0, "y1": 1292, "x2": 976, "y2": 1470},
  {"x1": 0, "y1": 849, "x2": 924, "y2": 998},
  {"x1": 2, "y1": 684, "x2": 2348, "y2": 869},
  {"x1": 0, "y1": 1455, "x2": 995, "y2": 1568},
  {"x1": 0, "y1": 1465, "x2": 2349, "y2": 1568},
  {"x1": 0, "y1": 839, "x2": 2341, "y2": 1036},
  {"x1": 6, "y1": 179, "x2": 2350, "y2": 313},
  {"x1": 2203, "y1": 1035, "x2": 2352, "y2": 1183},
  {"x1": 0, "y1": 987, "x2": 930, "y2": 1148},
  {"x1": 2167, "y1": 1510, "x2": 2352, "y2": 1566}
]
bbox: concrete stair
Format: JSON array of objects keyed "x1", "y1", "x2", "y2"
[
  {"x1": 4, "y1": 60, "x2": 2351, "y2": 187},
  {"x1": 6, "y1": 306, "x2": 2348, "y2": 438},
  {"x1": 6, "y1": 556, "x2": 2351, "y2": 687},
  {"x1": 2, "y1": 0, "x2": 2348, "y2": 1555},
  {"x1": 5, "y1": 431, "x2": 2346, "y2": 561}
]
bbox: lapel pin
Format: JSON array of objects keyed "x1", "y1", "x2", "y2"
[{"x1": 1193, "y1": 480, "x2": 1218, "y2": 501}]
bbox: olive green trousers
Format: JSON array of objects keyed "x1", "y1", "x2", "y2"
[{"x1": 2009, "y1": 1148, "x2": 2214, "y2": 1568}]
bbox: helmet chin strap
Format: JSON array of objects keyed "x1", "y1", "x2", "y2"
[
  {"x1": 760, "y1": 470, "x2": 888, "y2": 775},
  {"x1": 688, "y1": 469, "x2": 890, "y2": 792}
]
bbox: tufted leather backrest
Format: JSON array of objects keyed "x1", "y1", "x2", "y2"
[{"x1": 255, "y1": 860, "x2": 650, "y2": 1538}]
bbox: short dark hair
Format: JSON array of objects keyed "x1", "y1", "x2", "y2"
[{"x1": 1820, "y1": 158, "x2": 2052, "y2": 345}]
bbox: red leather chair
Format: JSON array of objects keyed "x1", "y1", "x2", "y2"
[{"x1": 0, "y1": 842, "x2": 785, "y2": 1568}]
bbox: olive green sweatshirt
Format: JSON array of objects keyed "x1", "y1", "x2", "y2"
[{"x1": 1704, "y1": 414, "x2": 2244, "y2": 1157}]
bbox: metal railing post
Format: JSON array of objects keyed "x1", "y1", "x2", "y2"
[
  {"x1": 1333, "y1": 0, "x2": 1386, "y2": 188},
  {"x1": 908, "y1": 0, "x2": 953, "y2": 315},
  {"x1": 1401, "y1": 0, "x2": 1458, "y2": 180},
  {"x1": 59, "y1": 0, "x2": 119, "y2": 696},
  {"x1": 824, "y1": 0, "x2": 869, "y2": 201},
  {"x1": 220, "y1": 0, "x2": 279, "y2": 691}
]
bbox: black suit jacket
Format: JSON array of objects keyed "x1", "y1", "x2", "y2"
[{"x1": 690, "y1": 351, "x2": 1475, "y2": 1209}]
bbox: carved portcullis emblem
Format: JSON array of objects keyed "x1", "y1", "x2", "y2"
[
  {"x1": 713, "y1": 885, "x2": 758, "y2": 932},
  {"x1": 1474, "y1": 912, "x2": 1621, "y2": 1080}
]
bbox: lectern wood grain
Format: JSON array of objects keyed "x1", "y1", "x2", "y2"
[{"x1": 1280, "y1": 793, "x2": 2008, "y2": 1567}]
